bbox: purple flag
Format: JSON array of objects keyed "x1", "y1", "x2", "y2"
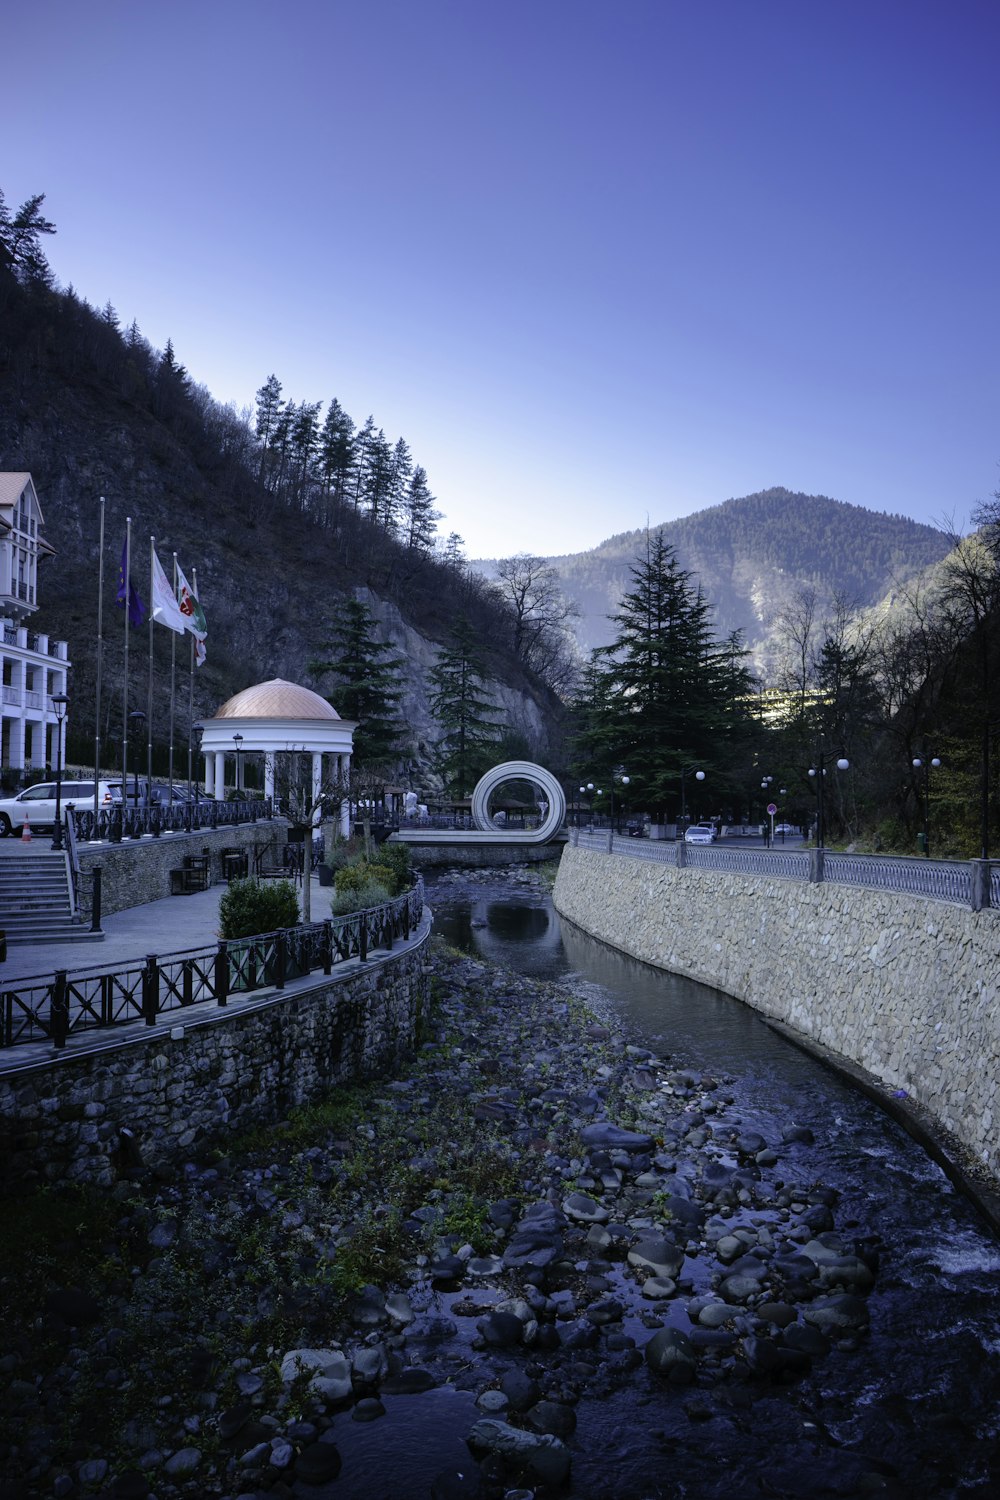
[{"x1": 115, "y1": 537, "x2": 146, "y2": 627}]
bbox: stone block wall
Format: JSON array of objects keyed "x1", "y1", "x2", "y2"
[
  {"x1": 554, "y1": 846, "x2": 1000, "y2": 1178},
  {"x1": 0, "y1": 927, "x2": 431, "y2": 1195},
  {"x1": 76, "y1": 824, "x2": 287, "y2": 917}
]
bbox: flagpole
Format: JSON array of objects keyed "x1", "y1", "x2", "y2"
[
  {"x1": 147, "y1": 536, "x2": 155, "y2": 797},
  {"x1": 169, "y1": 552, "x2": 178, "y2": 790},
  {"x1": 93, "y1": 497, "x2": 105, "y2": 822},
  {"x1": 122, "y1": 516, "x2": 131, "y2": 794},
  {"x1": 189, "y1": 565, "x2": 199, "y2": 794}
]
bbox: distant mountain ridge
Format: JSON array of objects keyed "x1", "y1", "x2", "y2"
[{"x1": 476, "y1": 487, "x2": 952, "y2": 660}]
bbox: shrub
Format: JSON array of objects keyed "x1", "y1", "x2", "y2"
[
  {"x1": 335, "y1": 860, "x2": 399, "y2": 896},
  {"x1": 219, "y1": 878, "x2": 299, "y2": 939},
  {"x1": 330, "y1": 878, "x2": 392, "y2": 915},
  {"x1": 374, "y1": 841, "x2": 412, "y2": 884}
]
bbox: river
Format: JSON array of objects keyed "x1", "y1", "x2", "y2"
[{"x1": 423, "y1": 865, "x2": 1000, "y2": 1498}]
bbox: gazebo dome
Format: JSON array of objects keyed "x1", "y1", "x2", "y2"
[{"x1": 213, "y1": 678, "x2": 340, "y2": 721}]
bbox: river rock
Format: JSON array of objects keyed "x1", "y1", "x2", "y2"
[
  {"x1": 581, "y1": 1123, "x2": 654, "y2": 1152},
  {"x1": 467, "y1": 1418, "x2": 572, "y2": 1485},
  {"x1": 644, "y1": 1327, "x2": 698, "y2": 1383},
  {"x1": 628, "y1": 1235, "x2": 685, "y2": 1278}
]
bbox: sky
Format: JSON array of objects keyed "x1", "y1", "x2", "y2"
[{"x1": 5, "y1": 0, "x2": 999, "y2": 559}]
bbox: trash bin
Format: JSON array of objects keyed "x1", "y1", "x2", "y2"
[{"x1": 917, "y1": 832, "x2": 927, "y2": 854}]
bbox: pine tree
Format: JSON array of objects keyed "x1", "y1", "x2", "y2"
[
  {"x1": 429, "y1": 615, "x2": 502, "y2": 797},
  {"x1": 254, "y1": 375, "x2": 284, "y2": 484},
  {"x1": 596, "y1": 533, "x2": 751, "y2": 817},
  {"x1": 310, "y1": 597, "x2": 408, "y2": 766},
  {"x1": 317, "y1": 399, "x2": 356, "y2": 513},
  {"x1": 404, "y1": 466, "x2": 439, "y2": 552}
]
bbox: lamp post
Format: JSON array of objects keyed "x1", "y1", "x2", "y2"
[
  {"x1": 760, "y1": 775, "x2": 774, "y2": 844},
  {"x1": 678, "y1": 765, "x2": 705, "y2": 839},
  {"x1": 579, "y1": 781, "x2": 596, "y2": 829},
  {"x1": 808, "y1": 747, "x2": 849, "y2": 848},
  {"x1": 189, "y1": 722, "x2": 204, "y2": 800},
  {"x1": 608, "y1": 765, "x2": 630, "y2": 840},
  {"x1": 233, "y1": 732, "x2": 244, "y2": 795},
  {"x1": 50, "y1": 691, "x2": 69, "y2": 851},
  {"x1": 912, "y1": 753, "x2": 941, "y2": 858},
  {"x1": 128, "y1": 709, "x2": 146, "y2": 807}
]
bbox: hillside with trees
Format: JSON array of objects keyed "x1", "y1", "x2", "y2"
[{"x1": 0, "y1": 187, "x2": 566, "y2": 785}]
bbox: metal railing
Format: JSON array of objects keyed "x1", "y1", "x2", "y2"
[
  {"x1": 70, "y1": 796, "x2": 273, "y2": 843},
  {"x1": 571, "y1": 828, "x2": 999, "y2": 911},
  {"x1": 1, "y1": 879, "x2": 425, "y2": 1051}
]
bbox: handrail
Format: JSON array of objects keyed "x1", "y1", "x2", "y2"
[
  {"x1": 0, "y1": 878, "x2": 425, "y2": 1051},
  {"x1": 63, "y1": 807, "x2": 80, "y2": 914},
  {"x1": 71, "y1": 796, "x2": 273, "y2": 844},
  {"x1": 571, "y1": 828, "x2": 999, "y2": 912}
]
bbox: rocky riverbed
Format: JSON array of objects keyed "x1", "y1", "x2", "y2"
[{"x1": 1, "y1": 940, "x2": 901, "y2": 1499}]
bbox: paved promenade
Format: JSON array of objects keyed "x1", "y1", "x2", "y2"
[{"x1": 0, "y1": 874, "x2": 341, "y2": 985}]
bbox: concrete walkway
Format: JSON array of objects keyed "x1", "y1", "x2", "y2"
[{"x1": 0, "y1": 875, "x2": 343, "y2": 985}]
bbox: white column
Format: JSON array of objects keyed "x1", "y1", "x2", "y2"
[
  {"x1": 215, "y1": 750, "x2": 226, "y2": 800},
  {"x1": 204, "y1": 752, "x2": 215, "y2": 798},
  {"x1": 339, "y1": 753, "x2": 352, "y2": 836},
  {"x1": 311, "y1": 751, "x2": 322, "y2": 826},
  {"x1": 264, "y1": 751, "x2": 275, "y2": 802}
]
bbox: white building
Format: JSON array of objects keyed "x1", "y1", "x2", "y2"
[{"x1": 0, "y1": 472, "x2": 70, "y2": 778}]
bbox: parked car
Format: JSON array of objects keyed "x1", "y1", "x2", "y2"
[
  {"x1": 684, "y1": 823, "x2": 716, "y2": 844},
  {"x1": 0, "y1": 779, "x2": 121, "y2": 836},
  {"x1": 109, "y1": 780, "x2": 216, "y2": 809},
  {"x1": 774, "y1": 822, "x2": 797, "y2": 835}
]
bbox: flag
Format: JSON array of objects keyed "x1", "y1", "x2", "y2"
[
  {"x1": 176, "y1": 562, "x2": 208, "y2": 638},
  {"x1": 151, "y1": 548, "x2": 188, "y2": 633},
  {"x1": 115, "y1": 538, "x2": 146, "y2": 628}
]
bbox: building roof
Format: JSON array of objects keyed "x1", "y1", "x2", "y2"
[{"x1": 212, "y1": 678, "x2": 341, "y2": 721}]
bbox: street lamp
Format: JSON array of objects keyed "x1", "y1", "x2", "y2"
[
  {"x1": 128, "y1": 708, "x2": 146, "y2": 807},
  {"x1": 50, "y1": 691, "x2": 69, "y2": 851},
  {"x1": 233, "y1": 732, "x2": 244, "y2": 794},
  {"x1": 912, "y1": 753, "x2": 941, "y2": 858},
  {"x1": 808, "y1": 748, "x2": 849, "y2": 848},
  {"x1": 608, "y1": 765, "x2": 630, "y2": 839},
  {"x1": 579, "y1": 781, "x2": 596, "y2": 828},
  {"x1": 760, "y1": 775, "x2": 774, "y2": 843},
  {"x1": 678, "y1": 765, "x2": 705, "y2": 839}
]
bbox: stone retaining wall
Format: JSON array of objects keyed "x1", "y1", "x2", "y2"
[
  {"x1": 554, "y1": 846, "x2": 1000, "y2": 1178},
  {"x1": 0, "y1": 922, "x2": 432, "y2": 1195},
  {"x1": 76, "y1": 823, "x2": 288, "y2": 917}
]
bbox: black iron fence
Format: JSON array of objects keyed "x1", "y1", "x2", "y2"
[
  {"x1": 2, "y1": 879, "x2": 425, "y2": 1051},
  {"x1": 69, "y1": 796, "x2": 272, "y2": 843}
]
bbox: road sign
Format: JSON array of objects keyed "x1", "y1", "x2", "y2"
[{"x1": 766, "y1": 802, "x2": 777, "y2": 816}]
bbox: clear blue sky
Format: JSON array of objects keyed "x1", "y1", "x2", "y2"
[{"x1": 6, "y1": 0, "x2": 999, "y2": 558}]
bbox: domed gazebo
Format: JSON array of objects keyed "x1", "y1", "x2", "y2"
[{"x1": 198, "y1": 679, "x2": 357, "y2": 829}]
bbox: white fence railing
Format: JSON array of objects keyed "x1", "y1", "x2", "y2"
[{"x1": 570, "y1": 828, "x2": 998, "y2": 911}]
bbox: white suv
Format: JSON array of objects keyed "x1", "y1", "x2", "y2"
[{"x1": 0, "y1": 780, "x2": 121, "y2": 836}]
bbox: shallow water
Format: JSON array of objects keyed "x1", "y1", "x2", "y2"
[{"x1": 419, "y1": 870, "x2": 1000, "y2": 1498}]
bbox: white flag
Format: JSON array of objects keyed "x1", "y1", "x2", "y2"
[{"x1": 151, "y1": 548, "x2": 188, "y2": 633}]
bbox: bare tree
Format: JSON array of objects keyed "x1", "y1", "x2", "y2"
[{"x1": 494, "y1": 553, "x2": 582, "y2": 692}]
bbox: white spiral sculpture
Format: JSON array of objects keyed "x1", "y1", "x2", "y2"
[{"x1": 470, "y1": 761, "x2": 566, "y2": 843}]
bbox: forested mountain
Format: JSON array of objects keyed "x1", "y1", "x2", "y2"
[
  {"x1": 478, "y1": 489, "x2": 953, "y2": 664},
  {"x1": 0, "y1": 189, "x2": 562, "y2": 779}
]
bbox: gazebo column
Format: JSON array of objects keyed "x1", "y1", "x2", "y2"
[
  {"x1": 311, "y1": 752, "x2": 323, "y2": 826},
  {"x1": 339, "y1": 753, "x2": 351, "y2": 837},
  {"x1": 204, "y1": 753, "x2": 215, "y2": 798},
  {"x1": 264, "y1": 751, "x2": 275, "y2": 803},
  {"x1": 215, "y1": 750, "x2": 226, "y2": 800}
]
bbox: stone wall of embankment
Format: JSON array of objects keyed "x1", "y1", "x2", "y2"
[
  {"x1": 553, "y1": 846, "x2": 1000, "y2": 1178},
  {"x1": 0, "y1": 922, "x2": 432, "y2": 1195}
]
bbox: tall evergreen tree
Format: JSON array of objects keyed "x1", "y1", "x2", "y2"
[
  {"x1": 310, "y1": 597, "x2": 408, "y2": 766},
  {"x1": 595, "y1": 533, "x2": 751, "y2": 816},
  {"x1": 404, "y1": 465, "x2": 439, "y2": 552},
  {"x1": 429, "y1": 615, "x2": 502, "y2": 797}
]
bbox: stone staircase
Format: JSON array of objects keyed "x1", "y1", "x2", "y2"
[{"x1": 0, "y1": 842, "x2": 102, "y2": 946}]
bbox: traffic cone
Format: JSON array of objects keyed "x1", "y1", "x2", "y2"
[{"x1": 21, "y1": 816, "x2": 31, "y2": 842}]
